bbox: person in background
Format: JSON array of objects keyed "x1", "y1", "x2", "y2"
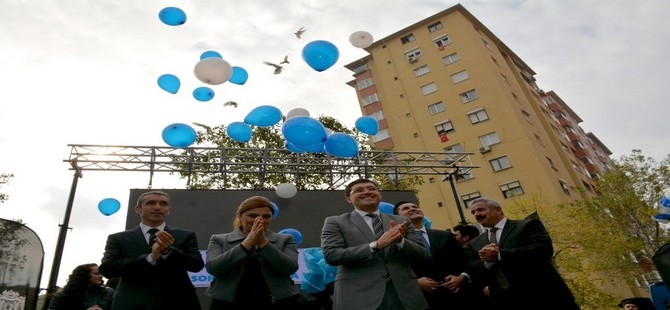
[
  {"x1": 393, "y1": 201, "x2": 469, "y2": 309},
  {"x1": 465, "y1": 197, "x2": 580, "y2": 310},
  {"x1": 48, "y1": 263, "x2": 114, "y2": 310},
  {"x1": 452, "y1": 224, "x2": 481, "y2": 248},
  {"x1": 205, "y1": 195, "x2": 300, "y2": 310},
  {"x1": 321, "y1": 178, "x2": 429, "y2": 310},
  {"x1": 618, "y1": 297, "x2": 655, "y2": 310},
  {"x1": 99, "y1": 190, "x2": 204, "y2": 310}
]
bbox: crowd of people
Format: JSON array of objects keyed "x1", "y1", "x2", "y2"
[{"x1": 49, "y1": 179, "x2": 652, "y2": 309}]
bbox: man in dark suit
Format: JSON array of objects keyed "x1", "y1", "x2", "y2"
[
  {"x1": 466, "y1": 197, "x2": 580, "y2": 310},
  {"x1": 99, "y1": 190, "x2": 204, "y2": 310},
  {"x1": 321, "y1": 178, "x2": 429, "y2": 310},
  {"x1": 394, "y1": 201, "x2": 469, "y2": 309}
]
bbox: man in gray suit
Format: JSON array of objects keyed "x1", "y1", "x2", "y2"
[{"x1": 321, "y1": 178, "x2": 429, "y2": 310}]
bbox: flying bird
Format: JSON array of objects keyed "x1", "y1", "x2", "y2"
[
  {"x1": 223, "y1": 101, "x2": 238, "y2": 108},
  {"x1": 294, "y1": 27, "x2": 306, "y2": 39},
  {"x1": 263, "y1": 61, "x2": 284, "y2": 74},
  {"x1": 191, "y1": 122, "x2": 214, "y2": 134},
  {"x1": 280, "y1": 55, "x2": 290, "y2": 64}
]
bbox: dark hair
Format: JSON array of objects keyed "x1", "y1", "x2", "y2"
[
  {"x1": 136, "y1": 190, "x2": 170, "y2": 206},
  {"x1": 233, "y1": 196, "x2": 274, "y2": 230},
  {"x1": 393, "y1": 201, "x2": 414, "y2": 215},
  {"x1": 453, "y1": 224, "x2": 481, "y2": 240},
  {"x1": 55, "y1": 263, "x2": 106, "y2": 309},
  {"x1": 344, "y1": 178, "x2": 379, "y2": 197}
]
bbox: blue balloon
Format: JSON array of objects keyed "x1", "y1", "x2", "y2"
[
  {"x1": 660, "y1": 195, "x2": 670, "y2": 208},
  {"x1": 302, "y1": 40, "x2": 339, "y2": 72},
  {"x1": 279, "y1": 228, "x2": 303, "y2": 246},
  {"x1": 158, "y1": 7, "x2": 187, "y2": 26},
  {"x1": 296, "y1": 142, "x2": 326, "y2": 154},
  {"x1": 157, "y1": 74, "x2": 180, "y2": 94},
  {"x1": 285, "y1": 141, "x2": 306, "y2": 154},
  {"x1": 226, "y1": 122, "x2": 252, "y2": 143},
  {"x1": 229, "y1": 66, "x2": 249, "y2": 85},
  {"x1": 162, "y1": 123, "x2": 197, "y2": 148},
  {"x1": 98, "y1": 198, "x2": 121, "y2": 216},
  {"x1": 244, "y1": 105, "x2": 282, "y2": 127},
  {"x1": 325, "y1": 132, "x2": 359, "y2": 158},
  {"x1": 355, "y1": 116, "x2": 379, "y2": 135},
  {"x1": 379, "y1": 201, "x2": 394, "y2": 214},
  {"x1": 271, "y1": 202, "x2": 280, "y2": 219},
  {"x1": 193, "y1": 87, "x2": 215, "y2": 102},
  {"x1": 422, "y1": 217, "x2": 432, "y2": 229},
  {"x1": 281, "y1": 116, "x2": 328, "y2": 146},
  {"x1": 200, "y1": 50, "x2": 222, "y2": 59}
]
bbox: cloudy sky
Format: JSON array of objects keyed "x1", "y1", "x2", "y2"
[{"x1": 1, "y1": 0, "x2": 668, "y2": 288}]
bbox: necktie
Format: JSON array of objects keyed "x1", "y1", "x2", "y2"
[
  {"x1": 148, "y1": 228, "x2": 159, "y2": 246},
  {"x1": 366, "y1": 214, "x2": 383, "y2": 239},
  {"x1": 416, "y1": 230, "x2": 431, "y2": 257},
  {"x1": 489, "y1": 227, "x2": 498, "y2": 244}
]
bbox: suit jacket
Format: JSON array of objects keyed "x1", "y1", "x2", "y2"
[
  {"x1": 204, "y1": 229, "x2": 300, "y2": 302},
  {"x1": 466, "y1": 219, "x2": 580, "y2": 310},
  {"x1": 410, "y1": 229, "x2": 468, "y2": 309},
  {"x1": 321, "y1": 211, "x2": 429, "y2": 310},
  {"x1": 99, "y1": 225, "x2": 204, "y2": 310}
]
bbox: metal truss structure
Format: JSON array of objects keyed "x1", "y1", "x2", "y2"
[{"x1": 63, "y1": 144, "x2": 478, "y2": 189}]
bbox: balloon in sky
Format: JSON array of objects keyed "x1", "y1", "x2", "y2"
[
  {"x1": 302, "y1": 40, "x2": 339, "y2": 72},
  {"x1": 228, "y1": 66, "x2": 249, "y2": 85},
  {"x1": 157, "y1": 74, "x2": 180, "y2": 94},
  {"x1": 193, "y1": 87, "x2": 215, "y2": 102},
  {"x1": 162, "y1": 123, "x2": 197, "y2": 148},
  {"x1": 355, "y1": 116, "x2": 379, "y2": 135},
  {"x1": 276, "y1": 183, "x2": 298, "y2": 198},
  {"x1": 278, "y1": 228, "x2": 303, "y2": 246},
  {"x1": 286, "y1": 108, "x2": 310, "y2": 119},
  {"x1": 226, "y1": 122, "x2": 252, "y2": 143},
  {"x1": 325, "y1": 132, "x2": 359, "y2": 158},
  {"x1": 297, "y1": 142, "x2": 326, "y2": 154},
  {"x1": 98, "y1": 198, "x2": 121, "y2": 216},
  {"x1": 285, "y1": 141, "x2": 306, "y2": 154},
  {"x1": 244, "y1": 105, "x2": 282, "y2": 127},
  {"x1": 194, "y1": 57, "x2": 232, "y2": 85},
  {"x1": 158, "y1": 7, "x2": 187, "y2": 26},
  {"x1": 200, "y1": 50, "x2": 222, "y2": 59},
  {"x1": 379, "y1": 201, "x2": 394, "y2": 214},
  {"x1": 271, "y1": 201, "x2": 280, "y2": 219},
  {"x1": 281, "y1": 116, "x2": 328, "y2": 146},
  {"x1": 349, "y1": 30, "x2": 374, "y2": 48}
]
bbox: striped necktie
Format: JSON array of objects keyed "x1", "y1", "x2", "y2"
[{"x1": 366, "y1": 214, "x2": 383, "y2": 239}]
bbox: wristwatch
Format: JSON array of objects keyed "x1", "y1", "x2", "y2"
[{"x1": 369, "y1": 241, "x2": 379, "y2": 253}]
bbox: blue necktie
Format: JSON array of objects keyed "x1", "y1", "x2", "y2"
[
  {"x1": 417, "y1": 230, "x2": 431, "y2": 257},
  {"x1": 367, "y1": 214, "x2": 383, "y2": 239}
]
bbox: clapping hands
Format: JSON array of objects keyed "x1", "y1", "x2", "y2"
[{"x1": 242, "y1": 217, "x2": 269, "y2": 250}]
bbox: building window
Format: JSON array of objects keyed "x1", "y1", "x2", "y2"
[
  {"x1": 491, "y1": 56, "x2": 499, "y2": 66},
  {"x1": 444, "y1": 144, "x2": 463, "y2": 164},
  {"x1": 429, "y1": 177, "x2": 436, "y2": 183},
  {"x1": 428, "y1": 102, "x2": 446, "y2": 115},
  {"x1": 405, "y1": 113, "x2": 412, "y2": 118},
  {"x1": 367, "y1": 110, "x2": 384, "y2": 121},
  {"x1": 468, "y1": 109, "x2": 489, "y2": 124},
  {"x1": 414, "y1": 65, "x2": 430, "y2": 77},
  {"x1": 427, "y1": 22, "x2": 443, "y2": 32},
  {"x1": 413, "y1": 132, "x2": 419, "y2": 138},
  {"x1": 434, "y1": 120, "x2": 454, "y2": 134},
  {"x1": 462, "y1": 192, "x2": 482, "y2": 208},
  {"x1": 481, "y1": 37, "x2": 491, "y2": 50},
  {"x1": 437, "y1": 202, "x2": 443, "y2": 207},
  {"x1": 357, "y1": 78, "x2": 373, "y2": 90},
  {"x1": 401, "y1": 34, "x2": 415, "y2": 44},
  {"x1": 434, "y1": 35, "x2": 452, "y2": 48},
  {"x1": 479, "y1": 132, "x2": 500, "y2": 147},
  {"x1": 443, "y1": 53, "x2": 460, "y2": 65},
  {"x1": 451, "y1": 70, "x2": 470, "y2": 84},
  {"x1": 421, "y1": 83, "x2": 438, "y2": 95},
  {"x1": 352, "y1": 64, "x2": 368, "y2": 75},
  {"x1": 361, "y1": 93, "x2": 378, "y2": 106},
  {"x1": 406, "y1": 48, "x2": 423, "y2": 62},
  {"x1": 535, "y1": 134, "x2": 544, "y2": 147},
  {"x1": 460, "y1": 89, "x2": 479, "y2": 103},
  {"x1": 522, "y1": 110, "x2": 532, "y2": 123},
  {"x1": 372, "y1": 129, "x2": 389, "y2": 142},
  {"x1": 500, "y1": 181, "x2": 524, "y2": 198},
  {"x1": 559, "y1": 180, "x2": 570, "y2": 194},
  {"x1": 547, "y1": 157, "x2": 557, "y2": 171},
  {"x1": 490, "y1": 156, "x2": 512, "y2": 172}
]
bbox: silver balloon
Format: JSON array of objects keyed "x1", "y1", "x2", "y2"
[
  {"x1": 349, "y1": 31, "x2": 374, "y2": 48},
  {"x1": 194, "y1": 58, "x2": 232, "y2": 85},
  {"x1": 286, "y1": 108, "x2": 310, "y2": 119}
]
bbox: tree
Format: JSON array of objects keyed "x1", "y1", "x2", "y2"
[
  {"x1": 0, "y1": 173, "x2": 14, "y2": 204},
  {"x1": 173, "y1": 116, "x2": 423, "y2": 191}
]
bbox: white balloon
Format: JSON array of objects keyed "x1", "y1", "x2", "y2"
[
  {"x1": 276, "y1": 183, "x2": 298, "y2": 198},
  {"x1": 286, "y1": 108, "x2": 310, "y2": 119},
  {"x1": 194, "y1": 58, "x2": 232, "y2": 85},
  {"x1": 349, "y1": 31, "x2": 374, "y2": 49}
]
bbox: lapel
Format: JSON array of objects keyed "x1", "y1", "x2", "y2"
[
  {"x1": 130, "y1": 226, "x2": 150, "y2": 252},
  {"x1": 498, "y1": 220, "x2": 518, "y2": 247},
  {"x1": 350, "y1": 211, "x2": 377, "y2": 241}
]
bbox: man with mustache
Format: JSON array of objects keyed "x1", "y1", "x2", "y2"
[{"x1": 465, "y1": 197, "x2": 580, "y2": 310}]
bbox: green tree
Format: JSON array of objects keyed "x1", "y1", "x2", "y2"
[
  {"x1": 0, "y1": 173, "x2": 14, "y2": 204},
  {"x1": 174, "y1": 116, "x2": 423, "y2": 191}
]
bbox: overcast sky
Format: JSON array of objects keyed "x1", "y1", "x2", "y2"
[{"x1": 1, "y1": 0, "x2": 668, "y2": 288}]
